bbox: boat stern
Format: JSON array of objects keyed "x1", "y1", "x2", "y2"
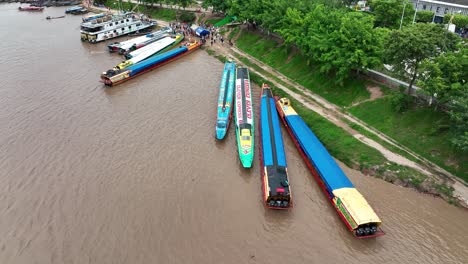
[{"x1": 236, "y1": 128, "x2": 254, "y2": 168}]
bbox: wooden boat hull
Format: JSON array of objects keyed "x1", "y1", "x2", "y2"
[
  {"x1": 234, "y1": 68, "x2": 254, "y2": 168},
  {"x1": 216, "y1": 62, "x2": 236, "y2": 140},
  {"x1": 18, "y1": 6, "x2": 44, "y2": 11},
  {"x1": 275, "y1": 97, "x2": 384, "y2": 238}
]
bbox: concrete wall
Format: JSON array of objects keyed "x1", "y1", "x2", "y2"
[{"x1": 363, "y1": 69, "x2": 432, "y2": 101}]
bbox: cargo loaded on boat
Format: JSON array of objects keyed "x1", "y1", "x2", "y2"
[
  {"x1": 107, "y1": 26, "x2": 172, "y2": 53},
  {"x1": 113, "y1": 34, "x2": 183, "y2": 70},
  {"x1": 81, "y1": 12, "x2": 155, "y2": 43},
  {"x1": 234, "y1": 68, "x2": 254, "y2": 168},
  {"x1": 215, "y1": 61, "x2": 236, "y2": 140},
  {"x1": 260, "y1": 84, "x2": 291, "y2": 209},
  {"x1": 276, "y1": 98, "x2": 384, "y2": 237},
  {"x1": 101, "y1": 41, "x2": 201, "y2": 86}
]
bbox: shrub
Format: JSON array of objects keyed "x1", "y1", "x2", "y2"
[
  {"x1": 179, "y1": 11, "x2": 196, "y2": 23},
  {"x1": 391, "y1": 93, "x2": 414, "y2": 113}
]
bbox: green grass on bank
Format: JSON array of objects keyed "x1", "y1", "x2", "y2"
[
  {"x1": 105, "y1": 1, "x2": 177, "y2": 21},
  {"x1": 205, "y1": 17, "x2": 224, "y2": 25},
  {"x1": 349, "y1": 96, "x2": 468, "y2": 182},
  {"x1": 232, "y1": 29, "x2": 467, "y2": 183},
  {"x1": 248, "y1": 72, "x2": 387, "y2": 168},
  {"x1": 235, "y1": 30, "x2": 370, "y2": 107},
  {"x1": 210, "y1": 52, "x2": 456, "y2": 201}
]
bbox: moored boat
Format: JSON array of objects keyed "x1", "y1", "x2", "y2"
[
  {"x1": 114, "y1": 34, "x2": 183, "y2": 70},
  {"x1": 65, "y1": 5, "x2": 82, "y2": 13},
  {"x1": 275, "y1": 97, "x2": 384, "y2": 237},
  {"x1": 80, "y1": 12, "x2": 156, "y2": 43},
  {"x1": 46, "y1": 15, "x2": 66, "y2": 20},
  {"x1": 260, "y1": 84, "x2": 291, "y2": 209},
  {"x1": 18, "y1": 6, "x2": 44, "y2": 11},
  {"x1": 215, "y1": 61, "x2": 236, "y2": 140},
  {"x1": 107, "y1": 26, "x2": 171, "y2": 53},
  {"x1": 69, "y1": 7, "x2": 88, "y2": 15},
  {"x1": 100, "y1": 41, "x2": 201, "y2": 86},
  {"x1": 234, "y1": 67, "x2": 254, "y2": 168}
]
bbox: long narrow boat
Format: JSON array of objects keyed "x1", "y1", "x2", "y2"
[
  {"x1": 18, "y1": 6, "x2": 44, "y2": 11},
  {"x1": 101, "y1": 42, "x2": 201, "y2": 87},
  {"x1": 107, "y1": 27, "x2": 171, "y2": 53},
  {"x1": 260, "y1": 84, "x2": 291, "y2": 209},
  {"x1": 65, "y1": 6, "x2": 82, "y2": 13},
  {"x1": 276, "y1": 97, "x2": 384, "y2": 238},
  {"x1": 115, "y1": 35, "x2": 183, "y2": 70},
  {"x1": 215, "y1": 61, "x2": 236, "y2": 140},
  {"x1": 234, "y1": 68, "x2": 254, "y2": 168}
]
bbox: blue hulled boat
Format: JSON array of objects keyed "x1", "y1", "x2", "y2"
[
  {"x1": 216, "y1": 62, "x2": 236, "y2": 140},
  {"x1": 260, "y1": 84, "x2": 291, "y2": 209}
]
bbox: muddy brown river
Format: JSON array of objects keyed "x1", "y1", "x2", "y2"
[{"x1": 0, "y1": 4, "x2": 467, "y2": 264}]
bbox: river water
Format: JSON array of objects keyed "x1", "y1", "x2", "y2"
[{"x1": 0, "y1": 4, "x2": 467, "y2": 264}]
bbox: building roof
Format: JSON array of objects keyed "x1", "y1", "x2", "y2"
[{"x1": 416, "y1": 0, "x2": 468, "y2": 9}]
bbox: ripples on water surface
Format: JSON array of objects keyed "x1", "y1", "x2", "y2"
[{"x1": 0, "y1": 4, "x2": 467, "y2": 264}]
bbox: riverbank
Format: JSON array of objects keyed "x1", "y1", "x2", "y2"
[
  {"x1": 80, "y1": 3, "x2": 468, "y2": 207},
  {"x1": 2, "y1": 6, "x2": 468, "y2": 263},
  {"x1": 203, "y1": 26, "x2": 468, "y2": 208}
]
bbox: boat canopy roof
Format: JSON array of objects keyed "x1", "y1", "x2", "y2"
[
  {"x1": 285, "y1": 115, "x2": 354, "y2": 191},
  {"x1": 262, "y1": 96, "x2": 287, "y2": 167},
  {"x1": 332, "y1": 188, "x2": 381, "y2": 226}
]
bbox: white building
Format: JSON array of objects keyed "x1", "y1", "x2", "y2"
[{"x1": 412, "y1": 0, "x2": 468, "y2": 23}]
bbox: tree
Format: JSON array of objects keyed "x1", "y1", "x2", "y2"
[
  {"x1": 368, "y1": 0, "x2": 414, "y2": 29},
  {"x1": 448, "y1": 88, "x2": 468, "y2": 153},
  {"x1": 384, "y1": 23, "x2": 460, "y2": 93},
  {"x1": 316, "y1": 11, "x2": 385, "y2": 83},
  {"x1": 279, "y1": 5, "x2": 385, "y2": 84},
  {"x1": 416, "y1": 10, "x2": 434, "y2": 23},
  {"x1": 444, "y1": 14, "x2": 468, "y2": 29},
  {"x1": 203, "y1": 0, "x2": 231, "y2": 14},
  {"x1": 418, "y1": 48, "x2": 468, "y2": 109}
]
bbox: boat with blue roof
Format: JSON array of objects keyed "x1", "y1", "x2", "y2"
[
  {"x1": 259, "y1": 84, "x2": 291, "y2": 209},
  {"x1": 276, "y1": 97, "x2": 384, "y2": 237}
]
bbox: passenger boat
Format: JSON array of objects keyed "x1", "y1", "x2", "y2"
[
  {"x1": 101, "y1": 41, "x2": 201, "y2": 86},
  {"x1": 115, "y1": 35, "x2": 183, "y2": 70},
  {"x1": 260, "y1": 84, "x2": 291, "y2": 209},
  {"x1": 80, "y1": 12, "x2": 156, "y2": 43},
  {"x1": 276, "y1": 97, "x2": 384, "y2": 237},
  {"x1": 215, "y1": 61, "x2": 236, "y2": 140},
  {"x1": 18, "y1": 6, "x2": 44, "y2": 11},
  {"x1": 234, "y1": 67, "x2": 254, "y2": 168},
  {"x1": 107, "y1": 26, "x2": 171, "y2": 53}
]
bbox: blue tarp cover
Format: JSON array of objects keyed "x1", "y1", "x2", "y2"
[
  {"x1": 285, "y1": 115, "x2": 354, "y2": 191},
  {"x1": 261, "y1": 97, "x2": 287, "y2": 167},
  {"x1": 128, "y1": 47, "x2": 187, "y2": 76},
  {"x1": 195, "y1": 27, "x2": 210, "y2": 37}
]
